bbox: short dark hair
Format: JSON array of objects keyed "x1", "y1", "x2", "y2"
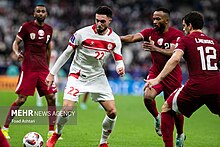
[
  {"x1": 154, "y1": 7, "x2": 170, "y2": 16},
  {"x1": 182, "y1": 11, "x2": 204, "y2": 30},
  {"x1": 95, "y1": 6, "x2": 112, "y2": 18}
]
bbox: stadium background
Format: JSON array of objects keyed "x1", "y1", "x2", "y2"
[
  {"x1": 0, "y1": 0, "x2": 220, "y2": 94},
  {"x1": 0, "y1": 1, "x2": 220, "y2": 147}
]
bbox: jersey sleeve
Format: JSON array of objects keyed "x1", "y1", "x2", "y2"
[
  {"x1": 112, "y1": 35, "x2": 124, "y2": 69},
  {"x1": 17, "y1": 23, "x2": 28, "y2": 40},
  {"x1": 175, "y1": 36, "x2": 187, "y2": 53},
  {"x1": 171, "y1": 31, "x2": 184, "y2": 45},
  {"x1": 68, "y1": 30, "x2": 81, "y2": 49},
  {"x1": 139, "y1": 28, "x2": 152, "y2": 41}
]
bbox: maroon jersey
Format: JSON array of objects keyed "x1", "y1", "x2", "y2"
[
  {"x1": 17, "y1": 21, "x2": 53, "y2": 72},
  {"x1": 176, "y1": 32, "x2": 220, "y2": 94},
  {"x1": 140, "y1": 27, "x2": 184, "y2": 85}
]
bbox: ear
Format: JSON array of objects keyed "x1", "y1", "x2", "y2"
[
  {"x1": 108, "y1": 17, "x2": 112, "y2": 23},
  {"x1": 189, "y1": 23, "x2": 193, "y2": 30}
]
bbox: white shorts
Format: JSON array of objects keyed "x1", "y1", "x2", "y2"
[{"x1": 63, "y1": 74, "x2": 114, "y2": 102}]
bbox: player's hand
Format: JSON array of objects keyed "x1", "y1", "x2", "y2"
[
  {"x1": 143, "y1": 78, "x2": 159, "y2": 90},
  {"x1": 16, "y1": 51, "x2": 24, "y2": 62},
  {"x1": 142, "y1": 36, "x2": 156, "y2": 51},
  {"x1": 45, "y1": 73, "x2": 54, "y2": 90},
  {"x1": 117, "y1": 67, "x2": 125, "y2": 77}
]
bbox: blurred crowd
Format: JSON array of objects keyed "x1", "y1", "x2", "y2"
[{"x1": 0, "y1": 0, "x2": 219, "y2": 82}]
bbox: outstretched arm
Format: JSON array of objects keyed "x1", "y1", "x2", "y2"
[
  {"x1": 120, "y1": 33, "x2": 143, "y2": 43},
  {"x1": 46, "y1": 45, "x2": 75, "y2": 88}
]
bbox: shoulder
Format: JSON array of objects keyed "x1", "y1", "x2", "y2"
[
  {"x1": 21, "y1": 21, "x2": 32, "y2": 27},
  {"x1": 169, "y1": 27, "x2": 184, "y2": 36},
  {"x1": 44, "y1": 23, "x2": 53, "y2": 31}
]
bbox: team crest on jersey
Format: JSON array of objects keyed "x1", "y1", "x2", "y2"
[
  {"x1": 107, "y1": 43, "x2": 113, "y2": 50},
  {"x1": 157, "y1": 38, "x2": 164, "y2": 46},
  {"x1": 38, "y1": 30, "x2": 45, "y2": 36},
  {"x1": 30, "y1": 33, "x2": 36, "y2": 40}
]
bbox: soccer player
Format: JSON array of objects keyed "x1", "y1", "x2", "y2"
[
  {"x1": 145, "y1": 11, "x2": 220, "y2": 147},
  {"x1": 1, "y1": 4, "x2": 57, "y2": 140},
  {"x1": 45, "y1": 6, "x2": 125, "y2": 147},
  {"x1": 120, "y1": 7, "x2": 185, "y2": 145}
]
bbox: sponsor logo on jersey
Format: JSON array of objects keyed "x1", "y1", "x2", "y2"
[{"x1": 30, "y1": 33, "x2": 36, "y2": 40}]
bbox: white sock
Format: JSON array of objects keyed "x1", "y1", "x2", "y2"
[
  {"x1": 100, "y1": 115, "x2": 117, "y2": 144},
  {"x1": 55, "y1": 111, "x2": 70, "y2": 134},
  {"x1": 2, "y1": 126, "x2": 9, "y2": 130}
]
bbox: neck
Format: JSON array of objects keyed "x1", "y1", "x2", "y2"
[
  {"x1": 34, "y1": 20, "x2": 44, "y2": 26},
  {"x1": 190, "y1": 29, "x2": 202, "y2": 34}
]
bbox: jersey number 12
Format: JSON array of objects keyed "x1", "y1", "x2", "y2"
[{"x1": 197, "y1": 46, "x2": 218, "y2": 70}]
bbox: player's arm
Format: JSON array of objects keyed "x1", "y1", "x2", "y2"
[
  {"x1": 120, "y1": 33, "x2": 143, "y2": 43},
  {"x1": 142, "y1": 37, "x2": 175, "y2": 56},
  {"x1": 46, "y1": 45, "x2": 75, "y2": 88},
  {"x1": 46, "y1": 41, "x2": 52, "y2": 66},
  {"x1": 113, "y1": 37, "x2": 125, "y2": 76},
  {"x1": 144, "y1": 50, "x2": 183, "y2": 89},
  {"x1": 12, "y1": 36, "x2": 24, "y2": 61}
]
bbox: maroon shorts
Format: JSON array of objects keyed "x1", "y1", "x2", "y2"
[
  {"x1": 15, "y1": 70, "x2": 57, "y2": 97},
  {"x1": 147, "y1": 71, "x2": 182, "y2": 100},
  {"x1": 166, "y1": 80, "x2": 220, "y2": 118}
]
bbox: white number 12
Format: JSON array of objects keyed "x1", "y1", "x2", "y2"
[{"x1": 197, "y1": 46, "x2": 217, "y2": 70}]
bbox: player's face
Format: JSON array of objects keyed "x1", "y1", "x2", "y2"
[
  {"x1": 34, "y1": 6, "x2": 47, "y2": 23},
  {"x1": 95, "y1": 14, "x2": 112, "y2": 35},
  {"x1": 152, "y1": 11, "x2": 168, "y2": 33},
  {"x1": 182, "y1": 20, "x2": 190, "y2": 35}
]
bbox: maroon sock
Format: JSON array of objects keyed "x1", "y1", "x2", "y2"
[
  {"x1": 4, "y1": 102, "x2": 19, "y2": 128},
  {"x1": 161, "y1": 111, "x2": 174, "y2": 147},
  {"x1": 174, "y1": 113, "x2": 184, "y2": 135},
  {"x1": 144, "y1": 99, "x2": 158, "y2": 118},
  {"x1": 0, "y1": 130, "x2": 10, "y2": 147},
  {"x1": 48, "y1": 105, "x2": 56, "y2": 131}
]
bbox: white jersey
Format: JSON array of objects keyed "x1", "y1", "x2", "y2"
[{"x1": 68, "y1": 24, "x2": 123, "y2": 80}]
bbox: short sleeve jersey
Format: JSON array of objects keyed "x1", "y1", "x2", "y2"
[
  {"x1": 17, "y1": 21, "x2": 53, "y2": 72},
  {"x1": 68, "y1": 24, "x2": 123, "y2": 80},
  {"x1": 176, "y1": 32, "x2": 220, "y2": 78},
  {"x1": 140, "y1": 27, "x2": 184, "y2": 81}
]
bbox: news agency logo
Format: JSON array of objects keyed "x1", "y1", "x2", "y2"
[
  {"x1": 0, "y1": 106, "x2": 77, "y2": 125},
  {"x1": 11, "y1": 109, "x2": 76, "y2": 117}
]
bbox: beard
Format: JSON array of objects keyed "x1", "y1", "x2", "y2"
[
  {"x1": 154, "y1": 23, "x2": 166, "y2": 33},
  {"x1": 96, "y1": 26, "x2": 107, "y2": 34},
  {"x1": 36, "y1": 17, "x2": 45, "y2": 24}
]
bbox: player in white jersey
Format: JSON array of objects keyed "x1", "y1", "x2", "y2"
[{"x1": 46, "y1": 6, "x2": 125, "y2": 147}]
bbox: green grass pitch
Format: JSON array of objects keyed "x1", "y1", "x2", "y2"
[{"x1": 0, "y1": 91, "x2": 219, "y2": 147}]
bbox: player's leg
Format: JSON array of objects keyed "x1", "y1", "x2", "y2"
[
  {"x1": 2, "y1": 71, "x2": 37, "y2": 139},
  {"x1": 80, "y1": 92, "x2": 89, "y2": 110},
  {"x1": 144, "y1": 86, "x2": 162, "y2": 136},
  {"x1": 0, "y1": 128, "x2": 10, "y2": 147},
  {"x1": 161, "y1": 86, "x2": 187, "y2": 147},
  {"x1": 36, "y1": 91, "x2": 43, "y2": 107},
  {"x1": 37, "y1": 71, "x2": 57, "y2": 139},
  {"x1": 44, "y1": 93, "x2": 57, "y2": 138},
  {"x1": 164, "y1": 90, "x2": 185, "y2": 147},
  {"x1": 46, "y1": 99, "x2": 75, "y2": 147},
  {"x1": 2, "y1": 94, "x2": 28, "y2": 139},
  {"x1": 99, "y1": 100, "x2": 117, "y2": 147},
  {"x1": 161, "y1": 101, "x2": 174, "y2": 147}
]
